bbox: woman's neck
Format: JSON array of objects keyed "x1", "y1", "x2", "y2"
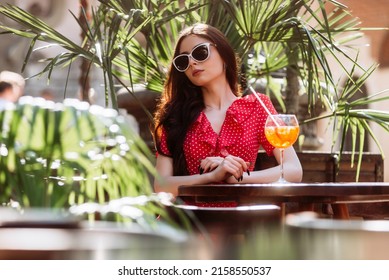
[{"x1": 202, "y1": 80, "x2": 237, "y2": 111}]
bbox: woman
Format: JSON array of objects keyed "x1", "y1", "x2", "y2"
[{"x1": 153, "y1": 23, "x2": 302, "y2": 197}]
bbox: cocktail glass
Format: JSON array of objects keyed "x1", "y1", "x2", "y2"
[{"x1": 264, "y1": 114, "x2": 299, "y2": 183}]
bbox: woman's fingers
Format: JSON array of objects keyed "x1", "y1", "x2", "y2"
[
  {"x1": 226, "y1": 155, "x2": 251, "y2": 170},
  {"x1": 204, "y1": 162, "x2": 219, "y2": 173},
  {"x1": 199, "y1": 157, "x2": 224, "y2": 173},
  {"x1": 221, "y1": 156, "x2": 244, "y2": 181},
  {"x1": 199, "y1": 156, "x2": 251, "y2": 181}
]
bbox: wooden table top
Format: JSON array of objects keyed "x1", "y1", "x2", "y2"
[{"x1": 177, "y1": 182, "x2": 389, "y2": 204}]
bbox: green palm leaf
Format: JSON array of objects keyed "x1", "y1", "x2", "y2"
[{"x1": 0, "y1": 97, "x2": 156, "y2": 208}]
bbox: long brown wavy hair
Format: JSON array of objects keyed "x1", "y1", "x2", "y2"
[{"x1": 153, "y1": 23, "x2": 241, "y2": 175}]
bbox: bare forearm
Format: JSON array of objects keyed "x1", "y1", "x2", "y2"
[
  {"x1": 154, "y1": 172, "x2": 214, "y2": 197},
  {"x1": 235, "y1": 166, "x2": 281, "y2": 184},
  {"x1": 238, "y1": 147, "x2": 303, "y2": 183},
  {"x1": 154, "y1": 154, "x2": 248, "y2": 196},
  {"x1": 238, "y1": 163, "x2": 302, "y2": 184}
]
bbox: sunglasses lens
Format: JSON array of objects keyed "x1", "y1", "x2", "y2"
[
  {"x1": 192, "y1": 44, "x2": 209, "y2": 61},
  {"x1": 174, "y1": 56, "x2": 189, "y2": 71},
  {"x1": 173, "y1": 43, "x2": 212, "y2": 72}
]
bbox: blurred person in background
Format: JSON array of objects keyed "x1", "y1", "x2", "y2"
[
  {"x1": 0, "y1": 71, "x2": 25, "y2": 102},
  {"x1": 0, "y1": 81, "x2": 16, "y2": 109}
]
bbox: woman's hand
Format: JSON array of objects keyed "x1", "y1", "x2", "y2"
[
  {"x1": 200, "y1": 155, "x2": 250, "y2": 182},
  {"x1": 199, "y1": 156, "x2": 224, "y2": 174}
]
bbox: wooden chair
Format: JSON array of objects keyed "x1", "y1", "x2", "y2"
[{"x1": 255, "y1": 150, "x2": 383, "y2": 183}]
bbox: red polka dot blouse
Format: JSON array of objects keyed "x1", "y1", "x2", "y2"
[{"x1": 159, "y1": 93, "x2": 278, "y2": 174}]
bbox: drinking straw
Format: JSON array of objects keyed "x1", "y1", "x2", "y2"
[{"x1": 249, "y1": 86, "x2": 279, "y2": 126}]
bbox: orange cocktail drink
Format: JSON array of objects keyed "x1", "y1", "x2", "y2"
[
  {"x1": 264, "y1": 114, "x2": 299, "y2": 183},
  {"x1": 264, "y1": 125, "x2": 299, "y2": 149}
]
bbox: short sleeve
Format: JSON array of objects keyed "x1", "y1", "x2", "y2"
[{"x1": 157, "y1": 127, "x2": 172, "y2": 157}]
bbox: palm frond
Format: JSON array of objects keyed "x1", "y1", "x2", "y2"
[{"x1": 0, "y1": 97, "x2": 156, "y2": 208}]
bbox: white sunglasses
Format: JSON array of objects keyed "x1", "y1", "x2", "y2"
[{"x1": 173, "y1": 42, "x2": 216, "y2": 72}]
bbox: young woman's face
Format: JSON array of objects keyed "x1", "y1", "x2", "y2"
[{"x1": 177, "y1": 35, "x2": 225, "y2": 87}]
